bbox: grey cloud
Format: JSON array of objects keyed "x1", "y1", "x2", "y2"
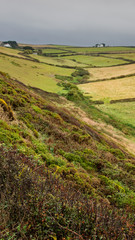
[{"x1": 0, "y1": 0, "x2": 135, "y2": 45}]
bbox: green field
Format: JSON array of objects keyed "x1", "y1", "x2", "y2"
[
  {"x1": 0, "y1": 53, "x2": 73, "y2": 93},
  {"x1": 98, "y1": 102, "x2": 135, "y2": 128},
  {"x1": 63, "y1": 54, "x2": 127, "y2": 67},
  {"x1": 31, "y1": 54, "x2": 86, "y2": 67},
  {"x1": 42, "y1": 48, "x2": 68, "y2": 54},
  {"x1": 59, "y1": 46, "x2": 135, "y2": 53},
  {"x1": 102, "y1": 53, "x2": 135, "y2": 61}
]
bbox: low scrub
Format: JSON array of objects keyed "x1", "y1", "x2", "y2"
[{"x1": 0, "y1": 145, "x2": 134, "y2": 239}]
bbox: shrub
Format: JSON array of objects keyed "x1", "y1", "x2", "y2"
[
  {"x1": 66, "y1": 85, "x2": 84, "y2": 102},
  {"x1": 0, "y1": 145, "x2": 134, "y2": 239},
  {"x1": 71, "y1": 67, "x2": 89, "y2": 77}
]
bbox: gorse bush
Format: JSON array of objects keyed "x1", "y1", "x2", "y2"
[
  {"x1": 71, "y1": 67, "x2": 89, "y2": 78},
  {"x1": 0, "y1": 98, "x2": 14, "y2": 120}
]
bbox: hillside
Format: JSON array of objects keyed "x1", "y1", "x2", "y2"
[{"x1": 0, "y1": 70, "x2": 135, "y2": 239}]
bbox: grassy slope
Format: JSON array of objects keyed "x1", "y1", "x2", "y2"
[
  {"x1": 0, "y1": 46, "x2": 23, "y2": 57},
  {"x1": 0, "y1": 53, "x2": 73, "y2": 93},
  {"x1": 97, "y1": 102, "x2": 135, "y2": 130},
  {"x1": 0, "y1": 72, "x2": 135, "y2": 239}
]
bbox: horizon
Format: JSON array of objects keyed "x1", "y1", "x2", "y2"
[
  {"x1": 1, "y1": 0, "x2": 135, "y2": 46},
  {"x1": 1, "y1": 40, "x2": 135, "y2": 48}
]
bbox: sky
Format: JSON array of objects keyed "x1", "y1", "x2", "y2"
[{"x1": 0, "y1": 0, "x2": 135, "y2": 46}]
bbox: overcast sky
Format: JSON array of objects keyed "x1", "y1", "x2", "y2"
[{"x1": 0, "y1": 0, "x2": 135, "y2": 46}]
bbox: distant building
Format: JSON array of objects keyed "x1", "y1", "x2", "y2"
[
  {"x1": 95, "y1": 43, "x2": 105, "y2": 48},
  {"x1": 0, "y1": 41, "x2": 18, "y2": 48},
  {"x1": 3, "y1": 43, "x2": 11, "y2": 48}
]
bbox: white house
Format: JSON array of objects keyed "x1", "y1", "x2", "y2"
[
  {"x1": 95, "y1": 43, "x2": 105, "y2": 48},
  {"x1": 4, "y1": 43, "x2": 11, "y2": 47}
]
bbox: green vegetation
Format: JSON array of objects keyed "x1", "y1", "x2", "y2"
[
  {"x1": 97, "y1": 102, "x2": 135, "y2": 135},
  {"x1": 102, "y1": 53, "x2": 135, "y2": 61},
  {"x1": 63, "y1": 54, "x2": 128, "y2": 67},
  {"x1": 0, "y1": 53, "x2": 73, "y2": 93},
  {"x1": 42, "y1": 48, "x2": 68, "y2": 54},
  {"x1": 0, "y1": 72, "x2": 135, "y2": 239},
  {"x1": 0, "y1": 44, "x2": 135, "y2": 239},
  {"x1": 0, "y1": 46, "x2": 24, "y2": 58},
  {"x1": 31, "y1": 54, "x2": 86, "y2": 67},
  {"x1": 58, "y1": 46, "x2": 135, "y2": 53}
]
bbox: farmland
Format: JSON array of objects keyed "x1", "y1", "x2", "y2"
[
  {"x1": 84, "y1": 63, "x2": 135, "y2": 81},
  {"x1": 57, "y1": 46, "x2": 135, "y2": 53},
  {"x1": 63, "y1": 54, "x2": 128, "y2": 67},
  {"x1": 102, "y1": 53, "x2": 135, "y2": 61},
  {"x1": 0, "y1": 45, "x2": 135, "y2": 141},
  {"x1": 0, "y1": 46, "x2": 24, "y2": 58},
  {"x1": 0, "y1": 45, "x2": 135, "y2": 125},
  {"x1": 30, "y1": 54, "x2": 86, "y2": 67},
  {"x1": 79, "y1": 76, "x2": 135, "y2": 100},
  {"x1": 0, "y1": 52, "x2": 73, "y2": 93}
]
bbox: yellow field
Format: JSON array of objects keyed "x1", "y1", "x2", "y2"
[
  {"x1": 0, "y1": 46, "x2": 24, "y2": 58},
  {"x1": 87, "y1": 63, "x2": 135, "y2": 81},
  {"x1": 18, "y1": 43, "x2": 57, "y2": 48},
  {"x1": 79, "y1": 76, "x2": 135, "y2": 101}
]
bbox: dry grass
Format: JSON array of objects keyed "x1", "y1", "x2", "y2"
[
  {"x1": 18, "y1": 43, "x2": 63, "y2": 49},
  {"x1": 79, "y1": 76, "x2": 135, "y2": 100},
  {"x1": 87, "y1": 63, "x2": 135, "y2": 81},
  {"x1": 0, "y1": 106, "x2": 9, "y2": 122},
  {"x1": 69, "y1": 104, "x2": 135, "y2": 155}
]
